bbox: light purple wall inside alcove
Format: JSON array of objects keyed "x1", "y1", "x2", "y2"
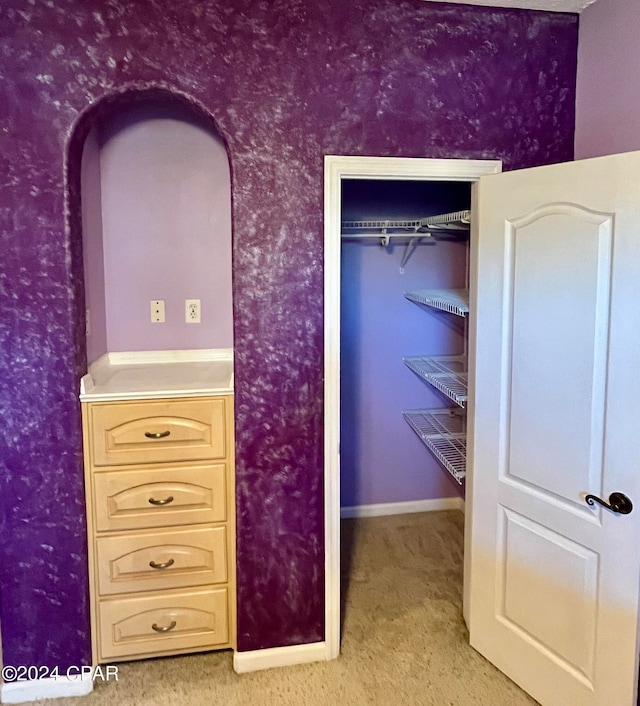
[
  {"x1": 341, "y1": 181, "x2": 469, "y2": 507},
  {"x1": 575, "y1": 0, "x2": 640, "y2": 159},
  {"x1": 0, "y1": 0, "x2": 578, "y2": 670},
  {"x1": 83, "y1": 102, "x2": 233, "y2": 362},
  {"x1": 82, "y1": 129, "x2": 108, "y2": 364}
]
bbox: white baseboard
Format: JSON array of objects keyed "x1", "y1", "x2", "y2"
[
  {"x1": 340, "y1": 496, "x2": 464, "y2": 519},
  {"x1": 1, "y1": 676, "x2": 93, "y2": 704},
  {"x1": 233, "y1": 641, "x2": 329, "y2": 674}
]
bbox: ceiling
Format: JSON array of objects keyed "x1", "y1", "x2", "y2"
[{"x1": 424, "y1": 0, "x2": 597, "y2": 12}]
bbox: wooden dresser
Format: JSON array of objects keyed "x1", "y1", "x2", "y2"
[{"x1": 80, "y1": 352, "x2": 235, "y2": 664}]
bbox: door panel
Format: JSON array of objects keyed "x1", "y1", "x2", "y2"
[
  {"x1": 468, "y1": 151, "x2": 640, "y2": 706},
  {"x1": 499, "y1": 509, "x2": 598, "y2": 682},
  {"x1": 505, "y1": 206, "x2": 612, "y2": 503}
]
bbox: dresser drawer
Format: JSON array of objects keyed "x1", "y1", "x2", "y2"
[
  {"x1": 98, "y1": 587, "x2": 229, "y2": 660},
  {"x1": 95, "y1": 527, "x2": 227, "y2": 596},
  {"x1": 93, "y1": 463, "x2": 227, "y2": 532},
  {"x1": 90, "y1": 398, "x2": 227, "y2": 467}
]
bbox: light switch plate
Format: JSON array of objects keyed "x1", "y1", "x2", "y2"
[{"x1": 151, "y1": 300, "x2": 165, "y2": 323}]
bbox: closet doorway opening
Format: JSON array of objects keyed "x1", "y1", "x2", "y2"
[{"x1": 323, "y1": 156, "x2": 501, "y2": 658}]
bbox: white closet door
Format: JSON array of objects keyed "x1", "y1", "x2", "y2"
[{"x1": 467, "y1": 150, "x2": 640, "y2": 706}]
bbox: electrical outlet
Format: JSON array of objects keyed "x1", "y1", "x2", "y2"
[
  {"x1": 185, "y1": 299, "x2": 201, "y2": 323},
  {"x1": 151, "y1": 300, "x2": 165, "y2": 323}
]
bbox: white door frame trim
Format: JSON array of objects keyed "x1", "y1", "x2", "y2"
[{"x1": 323, "y1": 155, "x2": 502, "y2": 659}]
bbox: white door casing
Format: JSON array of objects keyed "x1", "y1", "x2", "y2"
[
  {"x1": 468, "y1": 151, "x2": 640, "y2": 705},
  {"x1": 323, "y1": 155, "x2": 502, "y2": 660}
]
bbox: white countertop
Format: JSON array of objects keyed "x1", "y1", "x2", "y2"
[{"x1": 79, "y1": 349, "x2": 234, "y2": 402}]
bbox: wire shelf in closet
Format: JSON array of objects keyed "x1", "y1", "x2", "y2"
[
  {"x1": 404, "y1": 289, "x2": 469, "y2": 317},
  {"x1": 340, "y1": 209, "x2": 471, "y2": 240},
  {"x1": 341, "y1": 209, "x2": 471, "y2": 267},
  {"x1": 403, "y1": 355, "x2": 468, "y2": 408},
  {"x1": 341, "y1": 210, "x2": 471, "y2": 237},
  {"x1": 403, "y1": 409, "x2": 466, "y2": 484}
]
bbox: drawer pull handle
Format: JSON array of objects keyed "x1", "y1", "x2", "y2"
[
  {"x1": 145, "y1": 430, "x2": 171, "y2": 439},
  {"x1": 149, "y1": 558, "x2": 175, "y2": 570},
  {"x1": 148, "y1": 496, "x2": 174, "y2": 506},
  {"x1": 151, "y1": 620, "x2": 177, "y2": 633}
]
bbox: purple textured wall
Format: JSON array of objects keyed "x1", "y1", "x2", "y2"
[{"x1": 0, "y1": 0, "x2": 577, "y2": 667}]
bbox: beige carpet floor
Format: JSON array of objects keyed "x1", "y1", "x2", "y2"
[{"x1": 20, "y1": 511, "x2": 537, "y2": 705}]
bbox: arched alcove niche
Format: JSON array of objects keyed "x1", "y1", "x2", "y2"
[{"x1": 79, "y1": 97, "x2": 233, "y2": 364}]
